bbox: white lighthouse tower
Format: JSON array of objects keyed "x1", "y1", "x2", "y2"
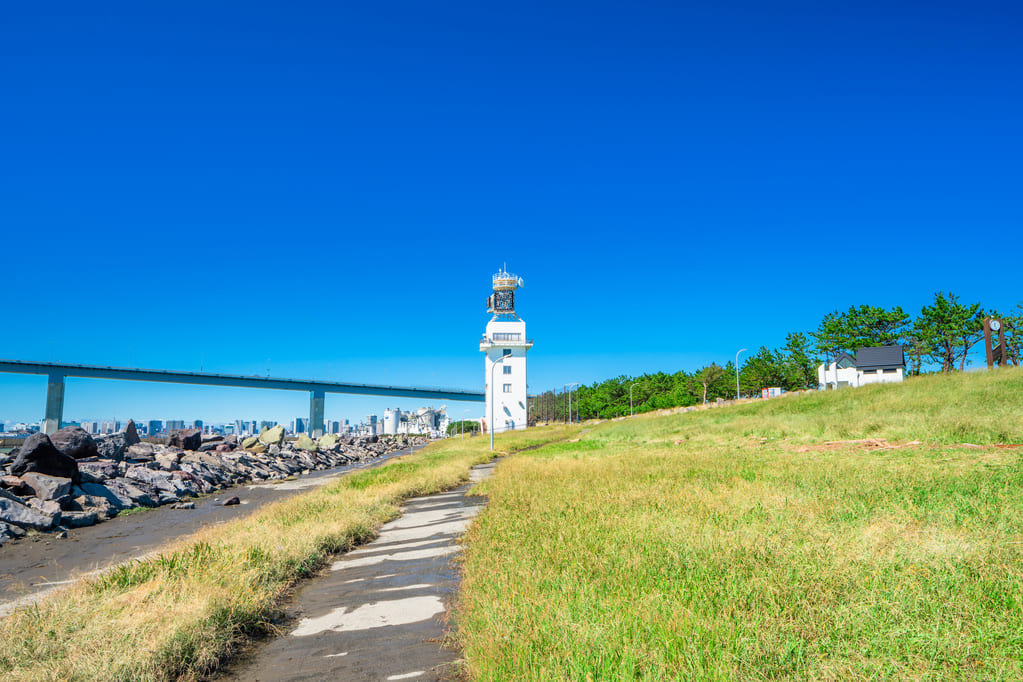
[{"x1": 480, "y1": 268, "x2": 533, "y2": 434}]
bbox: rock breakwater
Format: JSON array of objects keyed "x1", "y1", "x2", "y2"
[{"x1": 0, "y1": 423, "x2": 421, "y2": 545}]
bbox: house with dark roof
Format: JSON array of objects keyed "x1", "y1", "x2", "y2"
[{"x1": 818, "y1": 345, "x2": 906, "y2": 389}]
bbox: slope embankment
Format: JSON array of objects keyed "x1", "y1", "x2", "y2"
[{"x1": 456, "y1": 369, "x2": 1023, "y2": 680}]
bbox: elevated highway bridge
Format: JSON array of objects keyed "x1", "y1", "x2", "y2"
[{"x1": 0, "y1": 360, "x2": 484, "y2": 437}]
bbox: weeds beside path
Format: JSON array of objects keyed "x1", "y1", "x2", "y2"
[
  {"x1": 0, "y1": 425, "x2": 580, "y2": 681},
  {"x1": 456, "y1": 369, "x2": 1023, "y2": 680}
]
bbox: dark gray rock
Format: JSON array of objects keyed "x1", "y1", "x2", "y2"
[
  {"x1": 172, "y1": 501, "x2": 196, "y2": 510},
  {"x1": 78, "y1": 460, "x2": 118, "y2": 483},
  {"x1": 158, "y1": 492, "x2": 181, "y2": 505},
  {"x1": 123, "y1": 420, "x2": 141, "y2": 446},
  {"x1": 50, "y1": 426, "x2": 99, "y2": 460},
  {"x1": 124, "y1": 467, "x2": 178, "y2": 494},
  {"x1": 0, "y1": 520, "x2": 26, "y2": 545},
  {"x1": 222, "y1": 496, "x2": 240, "y2": 506},
  {"x1": 168, "y1": 429, "x2": 202, "y2": 451},
  {"x1": 19, "y1": 473, "x2": 73, "y2": 501},
  {"x1": 10, "y1": 433, "x2": 79, "y2": 481},
  {"x1": 93, "y1": 422, "x2": 140, "y2": 461},
  {"x1": 105, "y1": 478, "x2": 157, "y2": 508},
  {"x1": 125, "y1": 443, "x2": 155, "y2": 458},
  {"x1": 27, "y1": 497, "x2": 62, "y2": 516},
  {"x1": 1, "y1": 475, "x2": 31, "y2": 496},
  {"x1": 198, "y1": 435, "x2": 223, "y2": 452},
  {"x1": 71, "y1": 494, "x2": 119, "y2": 518},
  {"x1": 77, "y1": 482, "x2": 129, "y2": 510},
  {"x1": 0, "y1": 489, "x2": 59, "y2": 530},
  {"x1": 95, "y1": 434, "x2": 128, "y2": 461},
  {"x1": 61, "y1": 511, "x2": 97, "y2": 528}
]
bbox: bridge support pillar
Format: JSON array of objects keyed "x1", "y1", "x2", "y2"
[
  {"x1": 309, "y1": 389, "x2": 325, "y2": 438},
  {"x1": 44, "y1": 372, "x2": 66, "y2": 435}
]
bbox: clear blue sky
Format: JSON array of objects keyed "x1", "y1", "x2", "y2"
[{"x1": 1, "y1": 1, "x2": 1020, "y2": 425}]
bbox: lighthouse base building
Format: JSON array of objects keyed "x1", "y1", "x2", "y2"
[{"x1": 480, "y1": 269, "x2": 533, "y2": 433}]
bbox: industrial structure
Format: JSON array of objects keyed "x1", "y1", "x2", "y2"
[{"x1": 480, "y1": 268, "x2": 533, "y2": 433}]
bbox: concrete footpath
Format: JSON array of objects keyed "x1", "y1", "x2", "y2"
[{"x1": 219, "y1": 460, "x2": 496, "y2": 682}]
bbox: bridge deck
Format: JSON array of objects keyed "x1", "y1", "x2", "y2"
[{"x1": 0, "y1": 359, "x2": 484, "y2": 436}]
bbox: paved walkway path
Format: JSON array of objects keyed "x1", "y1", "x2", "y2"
[{"x1": 220, "y1": 460, "x2": 496, "y2": 681}]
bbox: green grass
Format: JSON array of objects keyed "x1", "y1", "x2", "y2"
[
  {"x1": 456, "y1": 369, "x2": 1023, "y2": 680},
  {"x1": 0, "y1": 425, "x2": 579, "y2": 681}
]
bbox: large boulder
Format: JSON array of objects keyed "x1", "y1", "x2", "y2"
[
  {"x1": 19, "y1": 473, "x2": 73, "y2": 501},
  {"x1": 77, "y1": 460, "x2": 119, "y2": 483},
  {"x1": 76, "y1": 482, "x2": 129, "y2": 510},
  {"x1": 168, "y1": 429, "x2": 202, "y2": 451},
  {"x1": 259, "y1": 425, "x2": 285, "y2": 446},
  {"x1": 10, "y1": 433, "x2": 79, "y2": 481},
  {"x1": 50, "y1": 426, "x2": 99, "y2": 460},
  {"x1": 318, "y1": 434, "x2": 339, "y2": 450},
  {"x1": 294, "y1": 434, "x2": 319, "y2": 452},
  {"x1": 0, "y1": 488, "x2": 59, "y2": 531},
  {"x1": 95, "y1": 422, "x2": 142, "y2": 460},
  {"x1": 61, "y1": 511, "x2": 97, "y2": 528},
  {"x1": 124, "y1": 467, "x2": 179, "y2": 495},
  {"x1": 105, "y1": 478, "x2": 157, "y2": 508},
  {"x1": 71, "y1": 494, "x2": 119, "y2": 519},
  {"x1": 0, "y1": 521, "x2": 26, "y2": 546},
  {"x1": 124, "y1": 420, "x2": 140, "y2": 443}
]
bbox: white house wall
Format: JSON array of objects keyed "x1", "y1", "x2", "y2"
[{"x1": 858, "y1": 368, "x2": 904, "y2": 385}]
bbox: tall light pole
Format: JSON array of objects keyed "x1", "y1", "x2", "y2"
[
  {"x1": 564, "y1": 383, "x2": 578, "y2": 424},
  {"x1": 735, "y1": 348, "x2": 747, "y2": 400},
  {"x1": 490, "y1": 355, "x2": 508, "y2": 451},
  {"x1": 630, "y1": 382, "x2": 640, "y2": 416}
]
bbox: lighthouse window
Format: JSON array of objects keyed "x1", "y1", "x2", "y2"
[
  {"x1": 503, "y1": 384, "x2": 512, "y2": 393},
  {"x1": 503, "y1": 365, "x2": 512, "y2": 375},
  {"x1": 502, "y1": 349, "x2": 511, "y2": 356}
]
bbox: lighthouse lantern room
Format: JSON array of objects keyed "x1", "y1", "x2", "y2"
[{"x1": 480, "y1": 268, "x2": 533, "y2": 433}]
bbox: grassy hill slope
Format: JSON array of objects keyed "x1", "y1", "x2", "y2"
[{"x1": 457, "y1": 369, "x2": 1023, "y2": 680}]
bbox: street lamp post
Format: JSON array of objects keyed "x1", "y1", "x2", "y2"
[
  {"x1": 564, "y1": 383, "x2": 579, "y2": 424},
  {"x1": 735, "y1": 348, "x2": 747, "y2": 400},
  {"x1": 630, "y1": 382, "x2": 640, "y2": 416}
]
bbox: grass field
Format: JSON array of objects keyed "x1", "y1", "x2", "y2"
[
  {"x1": 456, "y1": 369, "x2": 1023, "y2": 680},
  {"x1": 0, "y1": 426, "x2": 579, "y2": 681}
]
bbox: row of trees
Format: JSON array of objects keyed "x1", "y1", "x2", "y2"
[
  {"x1": 446, "y1": 420, "x2": 481, "y2": 436},
  {"x1": 530, "y1": 293, "x2": 1020, "y2": 422}
]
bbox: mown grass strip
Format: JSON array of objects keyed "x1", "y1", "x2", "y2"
[
  {"x1": 0, "y1": 425, "x2": 580, "y2": 681},
  {"x1": 457, "y1": 369, "x2": 1023, "y2": 680}
]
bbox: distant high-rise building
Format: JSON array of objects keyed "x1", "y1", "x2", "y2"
[
  {"x1": 148, "y1": 420, "x2": 163, "y2": 436},
  {"x1": 292, "y1": 417, "x2": 308, "y2": 434},
  {"x1": 166, "y1": 420, "x2": 186, "y2": 432},
  {"x1": 193, "y1": 420, "x2": 203, "y2": 431},
  {"x1": 260, "y1": 420, "x2": 276, "y2": 431}
]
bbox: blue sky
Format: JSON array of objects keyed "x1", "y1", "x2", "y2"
[{"x1": 1, "y1": 1, "x2": 1020, "y2": 425}]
